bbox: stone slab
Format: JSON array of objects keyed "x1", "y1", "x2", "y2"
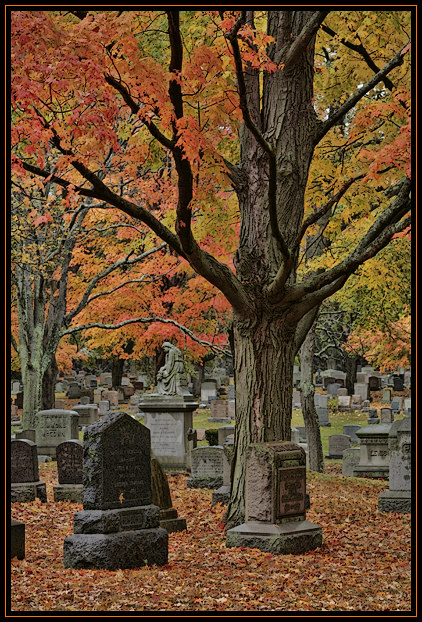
[
  {"x1": 378, "y1": 490, "x2": 411, "y2": 514},
  {"x1": 226, "y1": 520, "x2": 322, "y2": 555},
  {"x1": 10, "y1": 520, "x2": 25, "y2": 560},
  {"x1": 63, "y1": 527, "x2": 168, "y2": 570}
]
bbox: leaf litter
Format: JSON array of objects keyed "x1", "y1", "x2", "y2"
[{"x1": 10, "y1": 463, "x2": 411, "y2": 612}]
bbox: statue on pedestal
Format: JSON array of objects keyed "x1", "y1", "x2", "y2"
[{"x1": 155, "y1": 343, "x2": 189, "y2": 396}]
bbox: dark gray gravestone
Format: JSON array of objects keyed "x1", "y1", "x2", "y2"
[
  {"x1": 11, "y1": 439, "x2": 47, "y2": 503},
  {"x1": 393, "y1": 376, "x2": 404, "y2": 391},
  {"x1": 368, "y1": 376, "x2": 382, "y2": 391},
  {"x1": 63, "y1": 412, "x2": 168, "y2": 569},
  {"x1": 151, "y1": 457, "x2": 186, "y2": 533},
  {"x1": 53, "y1": 440, "x2": 83, "y2": 503},
  {"x1": 10, "y1": 519, "x2": 25, "y2": 559}
]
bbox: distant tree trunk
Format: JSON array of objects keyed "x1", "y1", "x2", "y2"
[
  {"x1": 42, "y1": 356, "x2": 58, "y2": 410},
  {"x1": 345, "y1": 352, "x2": 358, "y2": 396},
  {"x1": 299, "y1": 314, "x2": 325, "y2": 473},
  {"x1": 112, "y1": 357, "x2": 124, "y2": 389}
]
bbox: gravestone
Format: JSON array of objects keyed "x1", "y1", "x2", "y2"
[
  {"x1": 327, "y1": 383, "x2": 339, "y2": 397},
  {"x1": 14, "y1": 428, "x2": 36, "y2": 442},
  {"x1": 368, "y1": 376, "x2": 382, "y2": 391},
  {"x1": 351, "y1": 394, "x2": 362, "y2": 408},
  {"x1": 101, "y1": 390, "x2": 119, "y2": 407},
  {"x1": 404, "y1": 398, "x2": 411, "y2": 416},
  {"x1": 128, "y1": 394, "x2": 141, "y2": 413},
  {"x1": 323, "y1": 376, "x2": 336, "y2": 389},
  {"x1": 11, "y1": 519, "x2": 25, "y2": 560},
  {"x1": 200, "y1": 380, "x2": 218, "y2": 403},
  {"x1": 72, "y1": 404, "x2": 99, "y2": 428},
  {"x1": 227, "y1": 400, "x2": 236, "y2": 420},
  {"x1": 67, "y1": 383, "x2": 81, "y2": 399},
  {"x1": 151, "y1": 457, "x2": 187, "y2": 532},
  {"x1": 314, "y1": 370, "x2": 323, "y2": 386},
  {"x1": 292, "y1": 390, "x2": 301, "y2": 409},
  {"x1": 393, "y1": 376, "x2": 404, "y2": 392},
  {"x1": 11, "y1": 439, "x2": 47, "y2": 503},
  {"x1": 63, "y1": 412, "x2": 168, "y2": 570},
  {"x1": 380, "y1": 407, "x2": 394, "y2": 424},
  {"x1": 16, "y1": 392, "x2": 24, "y2": 409},
  {"x1": 354, "y1": 383, "x2": 368, "y2": 402},
  {"x1": 218, "y1": 425, "x2": 235, "y2": 447},
  {"x1": 226, "y1": 442, "x2": 322, "y2": 555},
  {"x1": 363, "y1": 407, "x2": 380, "y2": 425},
  {"x1": 352, "y1": 424, "x2": 392, "y2": 479},
  {"x1": 291, "y1": 428, "x2": 300, "y2": 444},
  {"x1": 326, "y1": 434, "x2": 351, "y2": 459},
  {"x1": 382, "y1": 388, "x2": 392, "y2": 404},
  {"x1": 53, "y1": 440, "x2": 83, "y2": 503},
  {"x1": 342, "y1": 448, "x2": 361, "y2": 477},
  {"x1": 212, "y1": 437, "x2": 234, "y2": 506},
  {"x1": 296, "y1": 426, "x2": 307, "y2": 442},
  {"x1": 34, "y1": 409, "x2": 79, "y2": 458},
  {"x1": 227, "y1": 385, "x2": 235, "y2": 400},
  {"x1": 378, "y1": 417, "x2": 411, "y2": 513},
  {"x1": 343, "y1": 424, "x2": 361, "y2": 443},
  {"x1": 337, "y1": 388, "x2": 348, "y2": 397},
  {"x1": 99, "y1": 400, "x2": 110, "y2": 416},
  {"x1": 186, "y1": 446, "x2": 224, "y2": 489},
  {"x1": 209, "y1": 400, "x2": 231, "y2": 422},
  {"x1": 337, "y1": 395, "x2": 351, "y2": 411},
  {"x1": 133, "y1": 381, "x2": 144, "y2": 391},
  {"x1": 80, "y1": 396, "x2": 90, "y2": 405},
  {"x1": 314, "y1": 394, "x2": 330, "y2": 426}
]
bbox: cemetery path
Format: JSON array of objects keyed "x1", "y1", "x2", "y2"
[{"x1": 10, "y1": 464, "x2": 411, "y2": 612}]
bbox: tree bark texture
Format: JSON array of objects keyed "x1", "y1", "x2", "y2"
[{"x1": 299, "y1": 316, "x2": 325, "y2": 473}]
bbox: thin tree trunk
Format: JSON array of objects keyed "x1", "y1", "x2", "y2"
[
  {"x1": 42, "y1": 356, "x2": 59, "y2": 410},
  {"x1": 299, "y1": 316, "x2": 325, "y2": 473},
  {"x1": 345, "y1": 352, "x2": 358, "y2": 396}
]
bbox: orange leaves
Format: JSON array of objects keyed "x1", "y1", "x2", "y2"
[{"x1": 10, "y1": 463, "x2": 412, "y2": 612}]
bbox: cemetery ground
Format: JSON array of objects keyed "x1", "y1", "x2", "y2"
[{"x1": 10, "y1": 393, "x2": 412, "y2": 612}]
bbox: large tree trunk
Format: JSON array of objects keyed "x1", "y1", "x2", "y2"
[
  {"x1": 299, "y1": 315, "x2": 325, "y2": 473},
  {"x1": 226, "y1": 310, "x2": 297, "y2": 529},
  {"x1": 42, "y1": 356, "x2": 59, "y2": 410}
]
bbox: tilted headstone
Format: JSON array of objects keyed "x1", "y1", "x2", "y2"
[
  {"x1": 378, "y1": 417, "x2": 411, "y2": 513},
  {"x1": 187, "y1": 445, "x2": 224, "y2": 489},
  {"x1": 151, "y1": 457, "x2": 186, "y2": 532},
  {"x1": 63, "y1": 412, "x2": 168, "y2": 570},
  {"x1": 326, "y1": 434, "x2": 351, "y2": 459},
  {"x1": 53, "y1": 440, "x2": 83, "y2": 503},
  {"x1": 11, "y1": 439, "x2": 47, "y2": 503},
  {"x1": 34, "y1": 409, "x2": 79, "y2": 458},
  {"x1": 226, "y1": 442, "x2": 322, "y2": 555}
]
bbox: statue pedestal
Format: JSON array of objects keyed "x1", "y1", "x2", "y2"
[{"x1": 140, "y1": 395, "x2": 198, "y2": 471}]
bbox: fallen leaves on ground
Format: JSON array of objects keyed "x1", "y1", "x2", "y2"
[{"x1": 10, "y1": 463, "x2": 411, "y2": 612}]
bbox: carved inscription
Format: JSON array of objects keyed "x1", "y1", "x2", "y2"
[
  {"x1": 148, "y1": 413, "x2": 183, "y2": 456},
  {"x1": 277, "y1": 466, "x2": 306, "y2": 518}
]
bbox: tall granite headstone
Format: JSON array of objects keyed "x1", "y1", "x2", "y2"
[
  {"x1": 226, "y1": 442, "x2": 322, "y2": 555},
  {"x1": 63, "y1": 412, "x2": 168, "y2": 570}
]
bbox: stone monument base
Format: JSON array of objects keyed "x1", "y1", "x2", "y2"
[
  {"x1": 378, "y1": 490, "x2": 411, "y2": 513},
  {"x1": 352, "y1": 466, "x2": 389, "y2": 479},
  {"x1": 212, "y1": 485, "x2": 231, "y2": 506},
  {"x1": 53, "y1": 484, "x2": 83, "y2": 504},
  {"x1": 63, "y1": 527, "x2": 168, "y2": 570},
  {"x1": 159, "y1": 508, "x2": 187, "y2": 533},
  {"x1": 226, "y1": 520, "x2": 322, "y2": 555},
  {"x1": 11, "y1": 482, "x2": 47, "y2": 503}
]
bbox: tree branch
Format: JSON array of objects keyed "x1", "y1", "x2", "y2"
[
  {"x1": 284, "y1": 11, "x2": 331, "y2": 67},
  {"x1": 320, "y1": 23, "x2": 395, "y2": 91},
  {"x1": 314, "y1": 40, "x2": 410, "y2": 145}
]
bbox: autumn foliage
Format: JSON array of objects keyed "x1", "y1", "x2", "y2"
[{"x1": 10, "y1": 461, "x2": 411, "y2": 613}]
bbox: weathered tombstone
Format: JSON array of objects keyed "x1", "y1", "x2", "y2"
[
  {"x1": 34, "y1": 409, "x2": 79, "y2": 458},
  {"x1": 128, "y1": 394, "x2": 141, "y2": 413},
  {"x1": 200, "y1": 380, "x2": 218, "y2": 403},
  {"x1": 16, "y1": 392, "x2": 24, "y2": 409},
  {"x1": 327, "y1": 383, "x2": 339, "y2": 397},
  {"x1": 14, "y1": 428, "x2": 36, "y2": 442},
  {"x1": 72, "y1": 404, "x2": 99, "y2": 428},
  {"x1": 336, "y1": 388, "x2": 348, "y2": 397},
  {"x1": 218, "y1": 425, "x2": 235, "y2": 447},
  {"x1": 11, "y1": 439, "x2": 47, "y2": 503},
  {"x1": 404, "y1": 398, "x2": 411, "y2": 416},
  {"x1": 352, "y1": 424, "x2": 392, "y2": 479},
  {"x1": 337, "y1": 395, "x2": 351, "y2": 411},
  {"x1": 291, "y1": 428, "x2": 300, "y2": 444},
  {"x1": 342, "y1": 448, "x2": 361, "y2": 477},
  {"x1": 227, "y1": 385, "x2": 235, "y2": 400},
  {"x1": 380, "y1": 407, "x2": 394, "y2": 424},
  {"x1": 378, "y1": 417, "x2": 411, "y2": 513},
  {"x1": 186, "y1": 446, "x2": 224, "y2": 489},
  {"x1": 343, "y1": 424, "x2": 361, "y2": 443},
  {"x1": 101, "y1": 390, "x2": 119, "y2": 407},
  {"x1": 53, "y1": 440, "x2": 83, "y2": 503},
  {"x1": 99, "y1": 400, "x2": 110, "y2": 416},
  {"x1": 354, "y1": 383, "x2": 368, "y2": 402},
  {"x1": 382, "y1": 388, "x2": 392, "y2": 404},
  {"x1": 10, "y1": 519, "x2": 25, "y2": 559},
  {"x1": 326, "y1": 434, "x2": 351, "y2": 459},
  {"x1": 133, "y1": 381, "x2": 144, "y2": 391},
  {"x1": 151, "y1": 457, "x2": 186, "y2": 532},
  {"x1": 63, "y1": 412, "x2": 168, "y2": 570},
  {"x1": 227, "y1": 400, "x2": 236, "y2": 420},
  {"x1": 323, "y1": 376, "x2": 336, "y2": 389},
  {"x1": 226, "y1": 442, "x2": 322, "y2": 555},
  {"x1": 296, "y1": 426, "x2": 307, "y2": 442},
  {"x1": 368, "y1": 376, "x2": 382, "y2": 391},
  {"x1": 212, "y1": 436, "x2": 234, "y2": 506},
  {"x1": 351, "y1": 394, "x2": 362, "y2": 409},
  {"x1": 79, "y1": 396, "x2": 90, "y2": 405},
  {"x1": 362, "y1": 407, "x2": 379, "y2": 425},
  {"x1": 209, "y1": 400, "x2": 231, "y2": 422},
  {"x1": 67, "y1": 383, "x2": 81, "y2": 399},
  {"x1": 292, "y1": 390, "x2": 301, "y2": 409}
]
